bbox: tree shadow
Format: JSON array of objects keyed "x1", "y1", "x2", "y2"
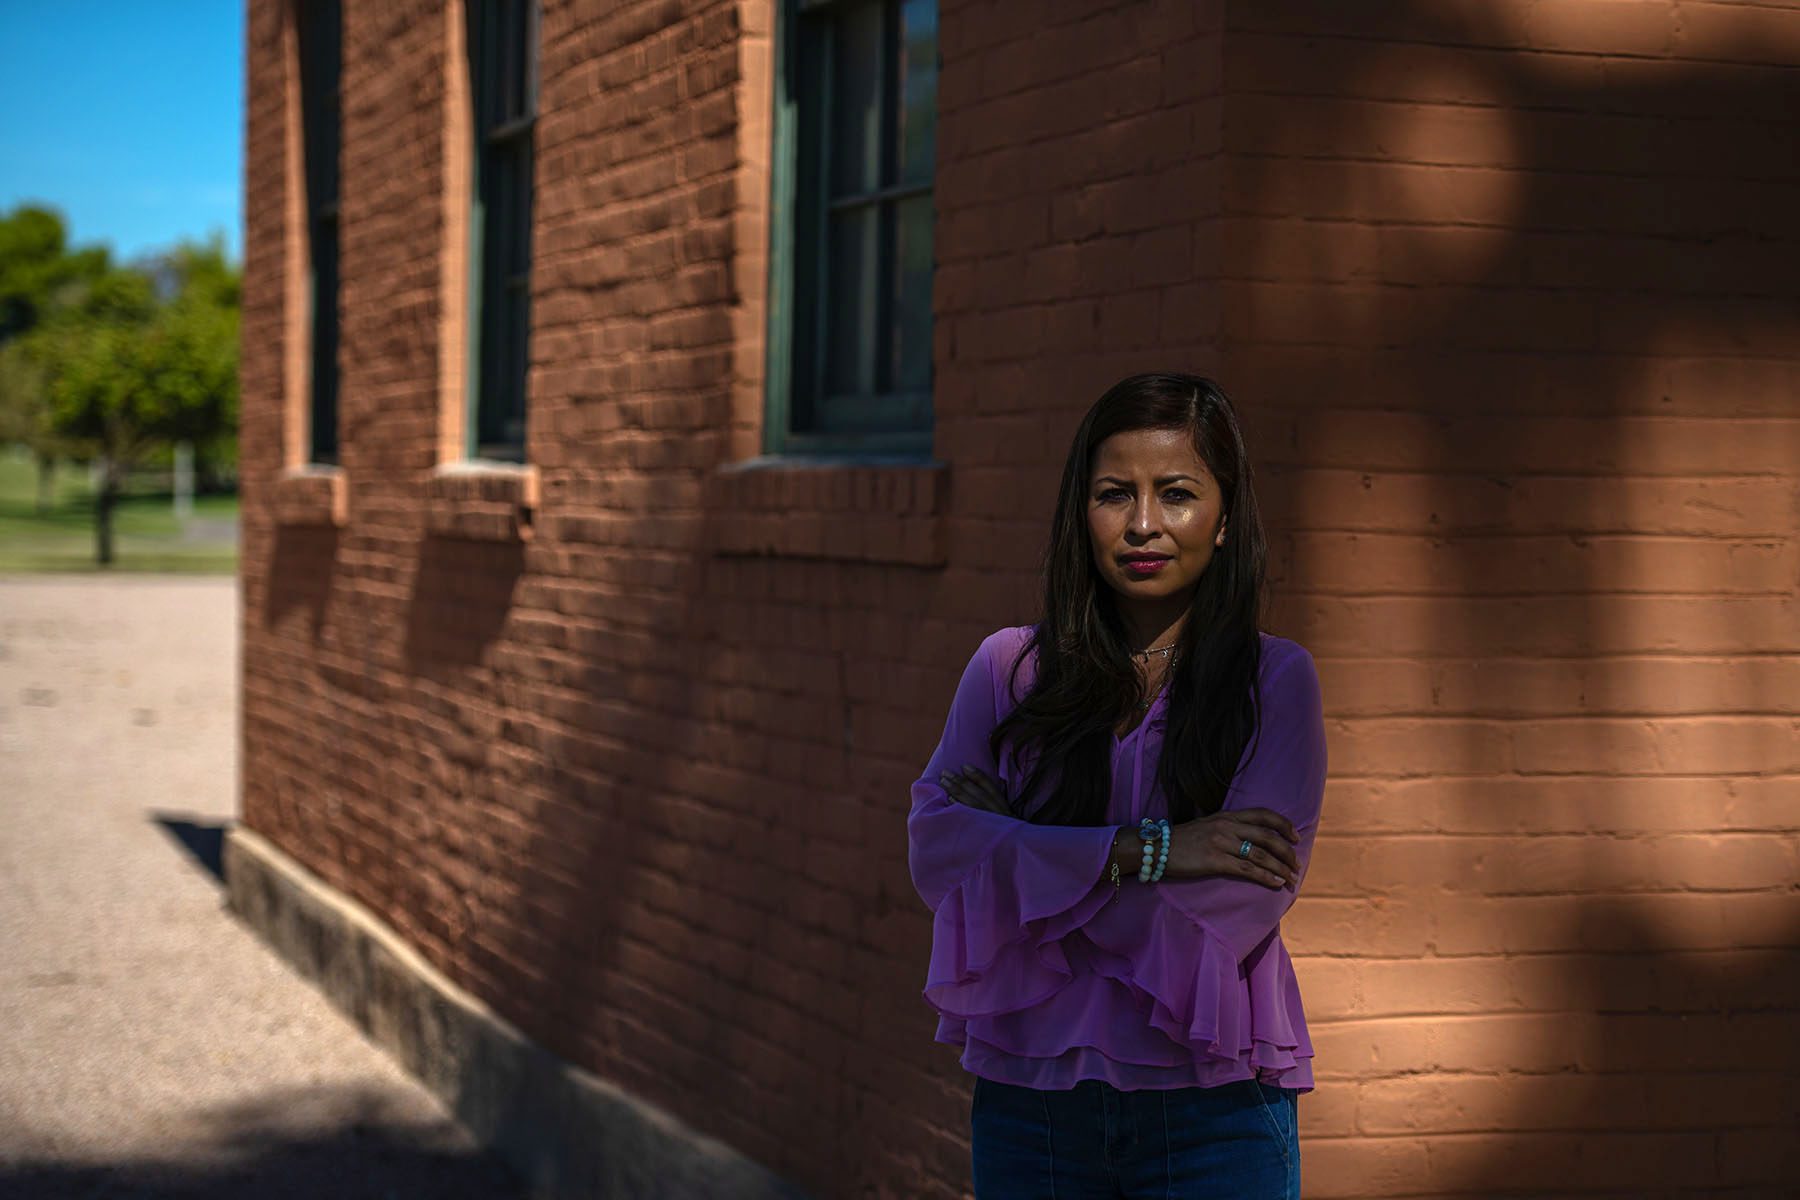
[
  {"x1": 497, "y1": 535, "x2": 943, "y2": 1196},
  {"x1": 1222, "y1": 4, "x2": 1800, "y2": 1195}
]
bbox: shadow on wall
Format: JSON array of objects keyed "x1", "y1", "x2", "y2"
[
  {"x1": 264, "y1": 526, "x2": 341, "y2": 640},
  {"x1": 0, "y1": 1083, "x2": 528, "y2": 1200},
  {"x1": 361, "y1": 5, "x2": 1800, "y2": 1199},
  {"x1": 1229, "y1": 3, "x2": 1799, "y2": 1194},
  {"x1": 509, "y1": 542, "x2": 960, "y2": 1195},
  {"x1": 404, "y1": 535, "x2": 529, "y2": 674},
  {"x1": 392, "y1": 508, "x2": 822, "y2": 1180}
]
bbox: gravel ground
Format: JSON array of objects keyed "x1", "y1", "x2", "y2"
[{"x1": 0, "y1": 575, "x2": 528, "y2": 1199}]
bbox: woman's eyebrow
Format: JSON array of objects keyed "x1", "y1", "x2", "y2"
[{"x1": 1094, "y1": 475, "x2": 1202, "y2": 486}]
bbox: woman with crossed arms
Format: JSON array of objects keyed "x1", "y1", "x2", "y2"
[{"x1": 908, "y1": 373, "x2": 1327, "y2": 1199}]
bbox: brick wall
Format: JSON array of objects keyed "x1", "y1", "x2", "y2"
[
  {"x1": 1213, "y1": 3, "x2": 1799, "y2": 1196},
  {"x1": 240, "y1": 1, "x2": 1797, "y2": 1196}
]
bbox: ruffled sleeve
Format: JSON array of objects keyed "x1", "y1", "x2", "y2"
[
  {"x1": 906, "y1": 631, "x2": 1119, "y2": 1020},
  {"x1": 1065, "y1": 645, "x2": 1325, "y2": 1083},
  {"x1": 1153, "y1": 646, "x2": 1328, "y2": 962}
]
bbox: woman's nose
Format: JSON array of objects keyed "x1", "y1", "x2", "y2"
[{"x1": 1132, "y1": 498, "x2": 1159, "y2": 533}]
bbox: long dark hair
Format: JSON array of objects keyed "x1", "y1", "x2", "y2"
[{"x1": 990, "y1": 373, "x2": 1268, "y2": 826}]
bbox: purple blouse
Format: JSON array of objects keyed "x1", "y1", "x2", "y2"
[{"x1": 906, "y1": 626, "x2": 1327, "y2": 1093}]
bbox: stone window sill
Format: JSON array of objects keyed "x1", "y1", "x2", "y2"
[
  {"x1": 703, "y1": 456, "x2": 947, "y2": 566},
  {"x1": 273, "y1": 465, "x2": 346, "y2": 527},
  {"x1": 424, "y1": 461, "x2": 539, "y2": 542}
]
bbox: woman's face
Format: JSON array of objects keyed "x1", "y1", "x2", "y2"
[{"x1": 1086, "y1": 426, "x2": 1227, "y2": 603}]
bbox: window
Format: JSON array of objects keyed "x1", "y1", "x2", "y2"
[
  {"x1": 297, "y1": 0, "x2": 341, "y2": 465},
  {"x1": 465, "y1": 0, "x2": 538, "y2": 463},
  {"x1": 768, "y1": 0, "x2": 937, "y2": 457}
]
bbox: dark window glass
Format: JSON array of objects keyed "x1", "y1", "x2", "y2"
[
  {"x1": 466, "y1": 0, "x2": 536, "y2": 462},
  {"x1": 773, "y1": 0, "x2": 936, "y2": 455},
  {"x1": 297, "y1": 0, "x2": 341, "y2": 465}
]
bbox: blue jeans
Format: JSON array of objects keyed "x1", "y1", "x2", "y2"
[{"x1": 970, "y1": 1075, "x2": 1301, "y2": 1199}]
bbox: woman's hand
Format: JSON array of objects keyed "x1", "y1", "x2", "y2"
[
  {"x1": 1162, "y1": 809, "x2": 1301, "y2": 889},
  {"x1": 937, "y1": 766, "x2": 1013, "y2": 815},
  {"x1": 935, "y1": 769, "x2": 1298, "y2": 888}
]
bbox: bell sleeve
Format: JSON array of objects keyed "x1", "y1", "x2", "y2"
[
  {"x1": 1154, "y1": 647, "x2": 1328, "y2": 961},
  {"x1": 907, "y1": 631, "x2": 1121, "y2": 1020},
  {"x1": 1075, "y1": 647, "x2": 1327, "y2": 1070}
]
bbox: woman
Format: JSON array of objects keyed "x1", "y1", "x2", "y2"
[{"x1": 906, "y1": 373, "x2": 1326, "y2": 1199}]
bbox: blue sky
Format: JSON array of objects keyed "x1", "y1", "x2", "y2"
[{"x1": 0, "y1": 1, "x2": 244, "y2": 266}]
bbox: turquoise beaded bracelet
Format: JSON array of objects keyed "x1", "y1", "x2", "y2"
[{"x1": 1136, "y1": 817, "x2": 1171, "y2": 884}]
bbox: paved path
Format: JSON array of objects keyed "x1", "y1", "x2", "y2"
[{"x1": 0, "y1": 575, "x2": 527, "y2": 1198}]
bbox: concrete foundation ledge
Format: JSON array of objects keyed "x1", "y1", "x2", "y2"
[{"x1": 223, "y1": 825, "x2": 809, "y2": 1200}]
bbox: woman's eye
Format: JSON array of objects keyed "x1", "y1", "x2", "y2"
[{"x1": 1096, "y1": 487, "x2": 1193, "y2": 502}]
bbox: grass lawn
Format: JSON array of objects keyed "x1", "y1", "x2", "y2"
[{"x1": 0, "y1": 447, "x2": 239, "y2": 576}]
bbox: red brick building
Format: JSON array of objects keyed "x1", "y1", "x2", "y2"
[{"x1": 234, "y1": 1, "x2": 1799, "y2": 1196}]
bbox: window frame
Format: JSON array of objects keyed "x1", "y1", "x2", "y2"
[
  {"x1": 464, "y1": 0, "x2": 539, "y2": 465},
  {"x1": 765, "y1": 0, "x2": 935, "y2": 459},
  {"x1": 297, "y1": 0, "x2": 342, "y2": 467}
]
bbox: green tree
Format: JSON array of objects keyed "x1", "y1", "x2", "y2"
[
  {"x1": 156, "y1": 235, "x2": 241, "y2": 490},
  {"x1": 0, "y1": 205, "x2": 108, "y2": 510},
  {"x1": 0, "y1": 204, "x2": 107, "y2": 340},
  {"x1": 24, "y1": 231, "x2": 239, "y2": 564}
]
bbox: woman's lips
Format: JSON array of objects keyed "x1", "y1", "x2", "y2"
[{"x1": 1121, "y1": 557, "x2": 1168, "y2": 575}]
